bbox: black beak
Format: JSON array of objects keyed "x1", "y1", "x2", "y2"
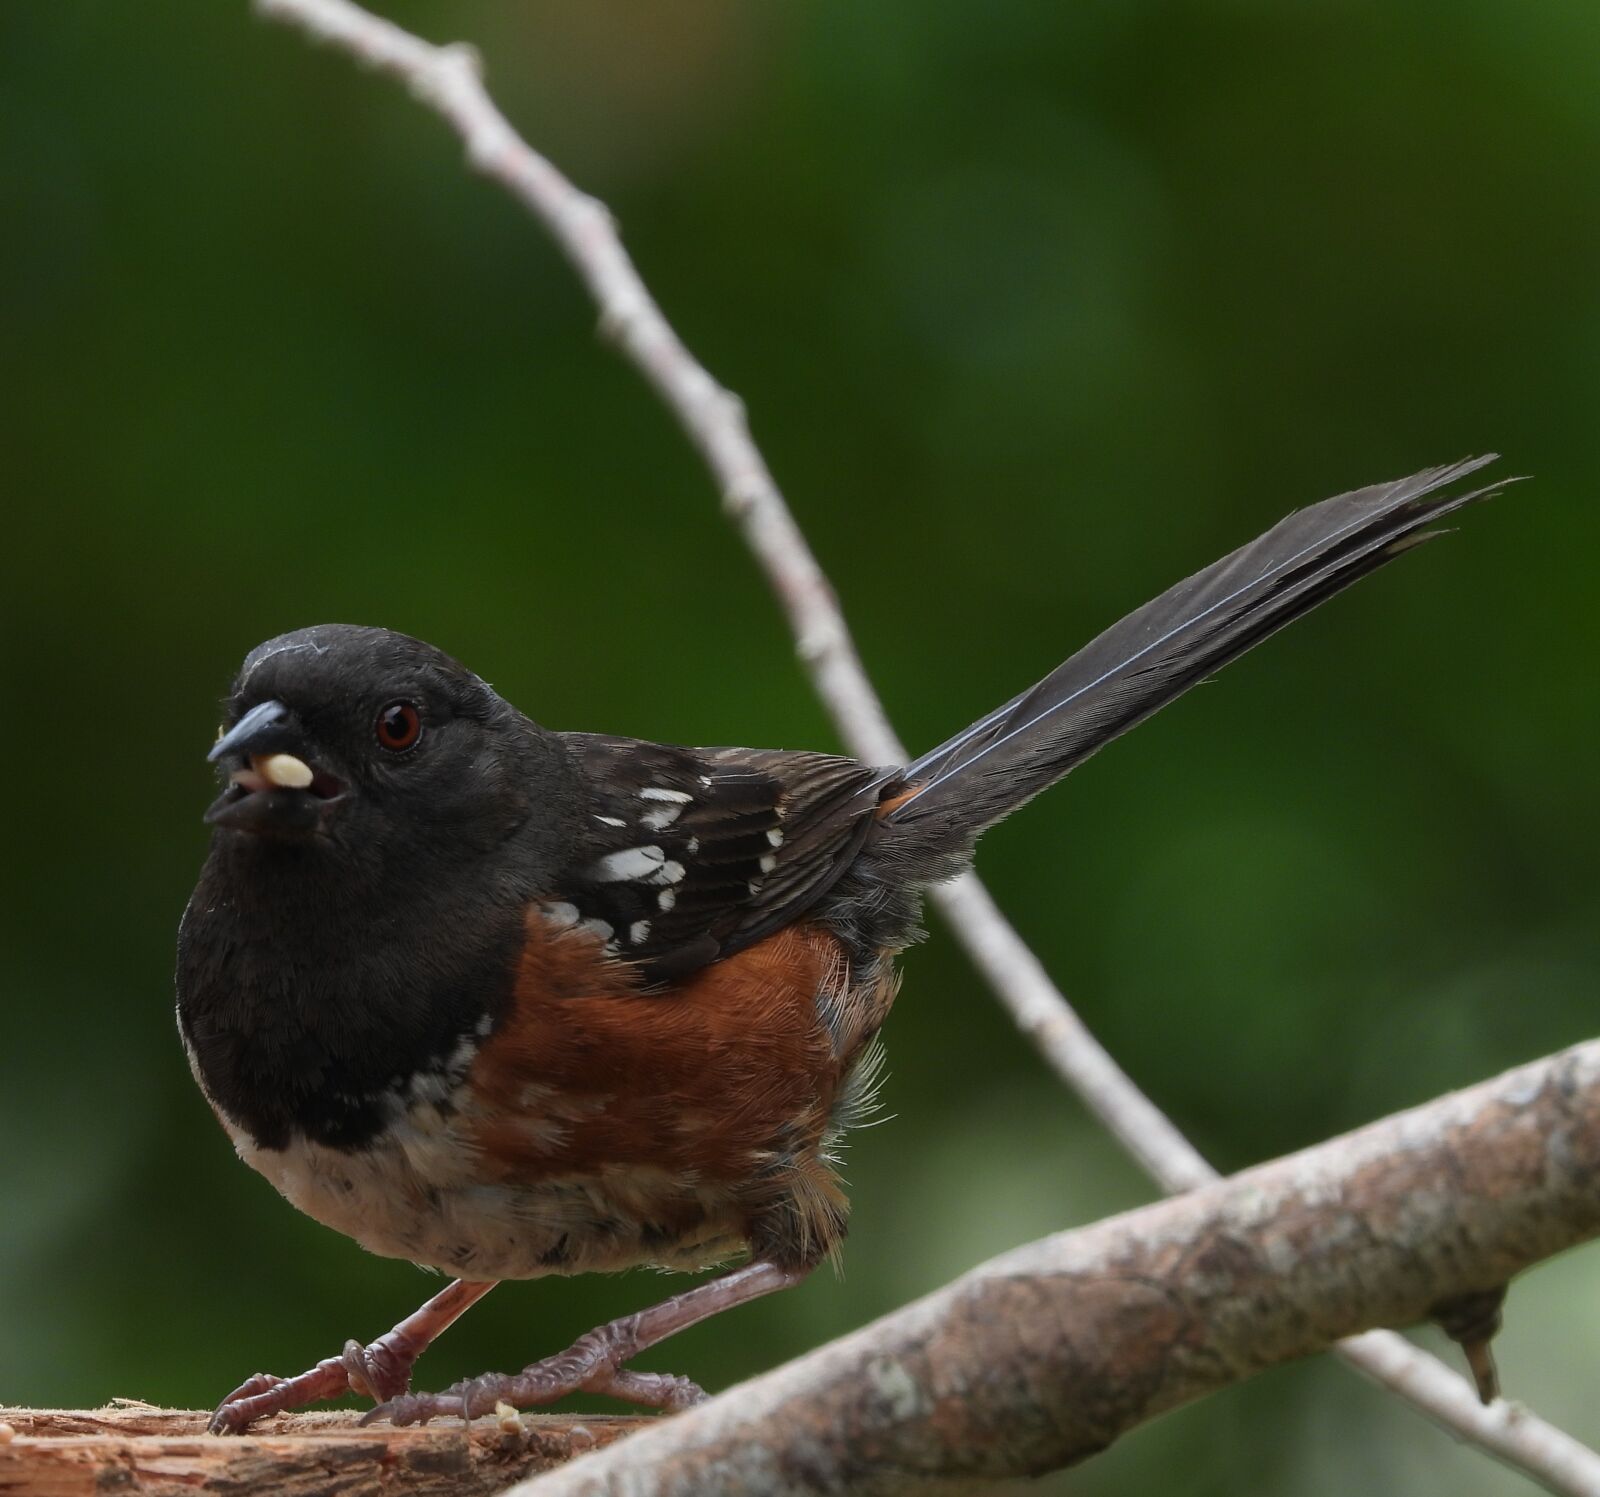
[
  {"x1": 209, "y1": 700, "x2": 302, "y2": 764},
  {"x1": 205, "y1": 700, "x2": 343, "y2": 839}
]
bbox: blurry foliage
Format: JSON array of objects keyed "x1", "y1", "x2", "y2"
[{"x1": 1, "y1": 2, "x2": 1597, "y2": 1492}]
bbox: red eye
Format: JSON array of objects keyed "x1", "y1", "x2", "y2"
[{"x1": 375, "y1": 701, "x2": 422, "y2": 752}]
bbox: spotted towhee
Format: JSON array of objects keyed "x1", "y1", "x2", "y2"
[{"x1": 179, "y1": 458, "x2": 1503, "y2": 1432}]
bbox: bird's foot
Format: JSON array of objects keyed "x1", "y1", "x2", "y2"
[
  {"x1": 339, "y1": 1335, "x2": 417, "y2": 1403},
  {"x1": 207, "y1": 1279, "x2": 497, "y2": 1435},
  {"x1": 208, "y1": 1357, "x2": 351, "y2": 1435},
  {"x1": 364, "y1": 1327, "x2": 707, "y2": 1427},
  {"x1": 208, "y1": 1333, "x2": 420, "y2": 1434}
]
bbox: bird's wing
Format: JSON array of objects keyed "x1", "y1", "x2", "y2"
[{"x1": 551, "y1": 733, "x2": 893, "y2": 982}]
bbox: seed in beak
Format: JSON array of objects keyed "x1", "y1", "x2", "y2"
[{"x1": 257, "y1": 753, "x2": 315, "y2": 790}]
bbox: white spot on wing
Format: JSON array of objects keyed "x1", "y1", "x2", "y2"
[
  {"x1": 593, "y1": 846, "x2": 665, "y2": 882},
  {"x1": 641, "y1": 804, "x2": 683, "y2": 830},
  {"x1": 629, "y1": 920, "x2": 651, "y2": 944},
  {"x1": 595, "y1": 814, "x2": 626, "y2": 828},
  {"x1": 657, "y1": 889, "x2": 677, "y2": 911},
  {"x1": 542, "y1": 901, "x2": 581, "y2": 927},
  {"x1": 767, "y1": 828, "x2": 785, "y2": 847},
  {"x1": 759, "y1": 854, "x2": 777, "y2": 872},
  {"x1": 640, "y1": 787, "x2": 691, "y2": 803},
  {"x1": 652, "y1": 860, "x2": 685, "y2": 886}
]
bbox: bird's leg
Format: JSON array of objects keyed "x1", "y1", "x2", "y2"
[
  {"x1": 209, "y1": 1278, "x2": 498, "y2": 1434},
  {"x1": 367, "y1": 1260, "x2": 805, "y2": 1427}
]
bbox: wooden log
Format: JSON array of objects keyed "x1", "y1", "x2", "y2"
[{"x1": 0, "y1": 1403, "x2": 650, "y2": 1496}]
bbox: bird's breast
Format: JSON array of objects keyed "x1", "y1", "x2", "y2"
[
  {"x1": 219, "y1": 1082, "x2": 751, "y2": 1279},
  {"x1": 186, "y1": 898, "x2": 896, "y2": 1279}
]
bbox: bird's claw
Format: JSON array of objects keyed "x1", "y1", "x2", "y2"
[
  {"x1": 208, "y1": 1373, "x2": 288, "y2": 1436},
  {"x1": 360, "y1": 1350, "x2": 707, "y2": 1427},
  {"x1": 207, "y1": 1349, "x2": 386, "y2": 1435},
  {"x1": 340, "y1": 1337, "x2": 413, "y2": 1403},
  {"x1": 363, "y1": 1374, "x2": 504, "y2": 1427}
]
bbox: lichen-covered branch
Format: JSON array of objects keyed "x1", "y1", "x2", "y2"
[
  {"x1": 511, "y1": 1042, "x2": 1600, "y2": 1496},
  {"x1": 248, "y1": 3, "x2": 1600, "y2": 1492}
]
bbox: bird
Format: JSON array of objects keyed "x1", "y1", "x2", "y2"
[{"x1": 178, "y1": 457, "x2": 1504, "y2": 1433}]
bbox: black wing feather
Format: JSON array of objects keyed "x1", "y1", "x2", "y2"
[{"x1": 555, "y1": 734, "x2": 890, "y2": 982}]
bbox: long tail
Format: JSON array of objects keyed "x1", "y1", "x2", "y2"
[{"x1": 878, "y1": 456, "x2": 1507, "y2": 865}]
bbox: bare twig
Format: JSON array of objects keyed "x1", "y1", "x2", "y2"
[
  {"x1": 249, "y1": 2, "x2": 1600, "y2": 1491},
  {"x1": 510, "y1": 1041, "x2": 1600, "y2": 1496}
]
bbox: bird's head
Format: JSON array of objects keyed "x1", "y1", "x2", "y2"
[{"x1": 203, "y1": 624, "x2": 565, "y2": 865}]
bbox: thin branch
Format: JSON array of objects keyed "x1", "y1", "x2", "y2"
[
  {"x1": 510, "y1": 1041, "x2": 1600, "y2": 1496},
  {"x1": 250, "y1": 2, "x2": 1600, "y2": 1492}
]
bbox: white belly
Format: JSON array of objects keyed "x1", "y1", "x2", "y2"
[{"x1": 187, "y1": 1044, "x2": 744, "y2": 1280}]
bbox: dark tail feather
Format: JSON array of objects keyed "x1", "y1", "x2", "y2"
[{"x1": 879, "y1": 456, "x2": 1508, "y2": 862}]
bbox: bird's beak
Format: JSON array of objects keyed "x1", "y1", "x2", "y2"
[
  {"x1": 208, "y1": 700, "x2": 305, "y2": 766},
  {"x1": 205, "y1": 701, "x2": 345, "y2": 838}
]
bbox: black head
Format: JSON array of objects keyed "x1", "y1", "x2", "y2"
[
  {"x1": 204, "y1": 624, "x2": 569, "y2": 869},
  {"x1": 182, "y1": 625, "x2": 582, "y2": 1151}
]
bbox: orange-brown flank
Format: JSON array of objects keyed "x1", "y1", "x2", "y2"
[{"x1": 465, "y1": 910, "x2": 852, "y2": 1265}]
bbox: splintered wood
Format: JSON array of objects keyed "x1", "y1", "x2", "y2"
[{"x1": 0, "y1": 1405, "x2": 646, "y2": 1496}]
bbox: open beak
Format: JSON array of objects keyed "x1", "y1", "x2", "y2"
[{"x1": 205, "y1": 701, "x2": 345, "y2": 838}]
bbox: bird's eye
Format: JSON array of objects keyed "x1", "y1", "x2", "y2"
[{"x1": 375, "y1": 701, "x2": 422, "y2": 753}]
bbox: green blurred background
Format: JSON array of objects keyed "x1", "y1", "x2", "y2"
[{"x1": 3, "y1": 2, "x2": 1597, "y2": 1491}]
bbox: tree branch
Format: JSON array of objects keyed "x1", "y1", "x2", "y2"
[
  {"x1": 249, "y1": 2, "x2": 1600, "y2": 1492},
  {"x1": 0, "y1": 1405, "x2": 645, "y2": 1496},
  {"x1": 508, "y1": 1042, "x2": 1600, "y2": 1496}
]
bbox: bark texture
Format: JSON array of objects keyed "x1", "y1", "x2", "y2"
[{"x1": 0, "y1": 1406, "x2": 645, "y2": 1496}]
